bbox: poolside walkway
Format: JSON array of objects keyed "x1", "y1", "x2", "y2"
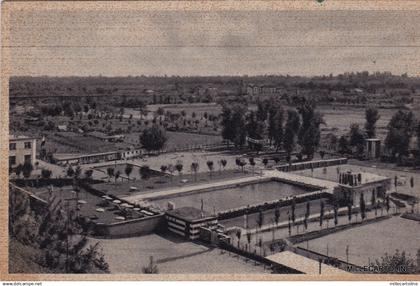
[{"x1": 123, "y1": 170, "x2": 339, "y2": 204}]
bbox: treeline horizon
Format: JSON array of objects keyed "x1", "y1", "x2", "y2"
[{"x1": 9, "y1": 71, "x2": 420, "y2": 81}]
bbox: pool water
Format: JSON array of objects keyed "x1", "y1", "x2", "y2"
[{"x1": 151, "y1": 180, "x2": 313, "y2": 212}]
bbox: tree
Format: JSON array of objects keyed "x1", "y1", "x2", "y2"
[
  {"x1": 236, "y1": 229, "x2": 242, "y2": 249},
  {"x1": 305, "y1": 201, "x2": 310, "y2": 219},
  {"x1": 365, "y1": 107, "x2": 380, "y2": 138},
  {"x1": 140, "y1": 125, "x2": 168, "y2": 152},
  {"x1": 206, "y1": 161, "x2": 214, "y2": 178},
  {"x1": 67, "y1": 166, "x2": 75, "y2": 178},
  {"x1": 320, "y1": 200, "x2": 325, "y2": 227},
  {"x1": 139, "y1": 165, "x2": 151, "y2": 180},
  {"x1": 338, "y1": 135, "x2": 350, "y2": 154},
  {"x1": 160, "y1": 165, "x2": 168, "y2": 174},
  {"x1": 106, "y1": 167, "x2": 114, "y2": 182},
  {"x1": 262, "y1": 158, "x2": 269, "y2": 168},
  {"x1": 385, "y1": 110, "x2": 415, "y2": 162},
  {"x1": 248, "y1": 157, "x2": 256, "y2": 174},
  {"x1": 22, "y1": 196, "x2": 110, "y2": 273},
  {"x1": 115, "y1": 170, "x2": 121, "y2": 183},
  {"x1": 256, "y1": 100, "x2": 268, "y2": 122},
  {"x1": 291, "y1": 198, "x2": 296, "y2": 224},
  {"x1": 283, "y1": 110, "x2": 300, "y2": 158},
  {"x1": 246, "y1": 110, "x2": 264, "y2": 150},
  {"x1": 84, "y1": 169, "x2": 93, "y2": 180},
  {"x1": 142, "y1": 256, "x2": 159, "y2": 274},
  {"x1": 416, "y1": 123, "x2": 420, "y2": 165},
  {"x1": 268, "y1": 103, "x2": 284, "y2": 150},
  {"x1": 297, "y1": 102, "x2": 325, "y2": 159},
  {"x1": 220, "y1": 159, "x2": 227, "y2": 171},
  {"x1": 175, "y1": 161, "x2": 183, "y2": 176},
  {"x1": 41, "y1": 169, "x2": 52, "y2": 179},
  {"x1": 370, "y1": 249, "x2": 417, "y2": 274},
  {"x1": 15, "y1": 164, "x2": 23, "y2": 178},
  {"x1": 256, "y1": 211, "x2": 264, "y2": 230},
  {"x1": 221, "y1": 104, "x2": 247, "y2": 148},
  {"x1": 125, "y1": 164, "x2": 133, "y2": 179},
  {"x1": 371, "y1": 191, "x2": 377, "y2": 216},
  {"x1": 238, "y1": 159, "x2": 247, "y2": 173},
  {"x1": 333, "y1": 202, "x2": 339, "y2": 226},
  {"x1": 360, "y1": 193, "x2": 366, "y2": 220},
  {"x1": 349, "y1": 123, "x2": 366, "y2": 155},
  {"x1": 22, "y1": 162, "x2": 33, "y2": 179},
  {"x1": 74, "y1": 165, "x2": 82, "y2": 179},
  {"x1": 190, "y1": 162, "x2": 199, "y2": 181},
  {"x1": 274, "y1": 207, "x2": 280, "y2": 225},
  {"x1": 246, "y1": 232, "x2": 252, "y2": 252},
  {"x1": 347, "y1": 202, "x2": 352, "y2": 222}
]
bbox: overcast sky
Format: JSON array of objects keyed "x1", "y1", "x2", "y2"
[{"x1": 6, "y1": 8, "x2": 420, "y2": 77}]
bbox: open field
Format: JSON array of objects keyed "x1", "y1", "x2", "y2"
[
  {"x1": 146, "y1": 103, "x2": 222, "y2": 117},
  {"x1": 296, "y1": 216, "x2": 420, "y2": 267},
  {"x1": 88, "y1": 233, "x2": 270, "y2": 274},
  {"x1": 150, "y1": 180, "x2": 311, "y2": 213},
  {"x1": 293, "y1": 164, "x2": 420, "y2": 197},
  {"x1": 318, "y1": 106, "x2": 396, "y2": 140}
]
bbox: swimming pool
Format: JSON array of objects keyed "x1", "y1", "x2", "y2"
[{"x1": 150, "y1": 180, "x2": 315, "y2": 212}]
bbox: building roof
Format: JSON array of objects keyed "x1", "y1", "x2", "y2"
[
  {"x1": 339, "y1": 171, "x2": 389, "y2": 186},
  {"x1": 266, "y1": 251, "x2": 350, "y2": 275},
  {"x1": 9, "y1": 134, "x2": 38, "y2": 141},
  {"x1": 166, "y1": 207, "x2": 215, "y2": 223}
]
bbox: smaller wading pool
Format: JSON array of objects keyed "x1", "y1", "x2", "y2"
[{"x1": 150, "y1": 180, "x2": 317, "y2": 213}]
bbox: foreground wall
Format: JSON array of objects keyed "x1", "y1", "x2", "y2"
[{"x1": 93, "y1": 213, "x2": 165, "y2": 238}]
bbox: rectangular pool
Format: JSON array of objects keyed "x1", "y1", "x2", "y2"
[{"x1": 150, "y1": 180, "x2": 314, "y2": 212}]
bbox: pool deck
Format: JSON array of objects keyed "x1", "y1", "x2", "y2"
[{"x1": 123, "y1": 170, "x2": 339, "y2": 204}]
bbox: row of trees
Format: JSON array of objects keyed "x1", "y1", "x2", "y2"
[
  {"x1": 242, "y1": 193, "x2": 393, "y2": 246},
  {"x1": 221, "y1": 99, "x2": 324, "y2": 159},
  {"x1": 336, "y1": 107, "x2": 420, "y2": 165}
]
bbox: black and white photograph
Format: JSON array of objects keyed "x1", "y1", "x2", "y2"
[{"x1": 1, "y1": 0, "x2": 420, "y2": 281}]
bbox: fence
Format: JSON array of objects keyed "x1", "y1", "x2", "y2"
[
  {"x1": 218, "y1": 191, "x2": 331, "y2": 220},
  {"x1": 277, "y1": 158, "x2": 348, "y2": 172},
  {"x1": 143, "y1": 141, "x2": 230, "y2": 156}
]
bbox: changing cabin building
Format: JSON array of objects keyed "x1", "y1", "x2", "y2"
[
  {"x1": 165, "y1": 207, "x2": 218, "y2": 240},
  {"x1": 333, "y1": 171, "x2": 391, "y2": 207}
]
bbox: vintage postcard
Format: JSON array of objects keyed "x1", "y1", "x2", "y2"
[{"x1": 1, "y1": 0, "x2": 420, "y2": 282}]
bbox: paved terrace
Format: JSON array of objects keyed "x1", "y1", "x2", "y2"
[{"x1": 123, "y1": 170, "x2": 339, "y2": 204}]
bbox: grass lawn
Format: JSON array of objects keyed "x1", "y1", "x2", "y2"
[
  {"x1": 296, "y1": 216, "x2": 420, "y2": 267},
  {"x1": 318, "y1": 106, "x2": 395, "y2": 140}
]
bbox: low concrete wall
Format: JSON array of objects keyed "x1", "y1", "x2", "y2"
[
  {"x1": 277, "y1": 158, "x2": 348, "y2": 172},
  {"x1": 93, "y1": 213, "x2": 165, "y2": 238}
]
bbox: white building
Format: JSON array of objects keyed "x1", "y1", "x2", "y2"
[{"x1": 9, "y1": 135, "x2": 37, "y2": 169}]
